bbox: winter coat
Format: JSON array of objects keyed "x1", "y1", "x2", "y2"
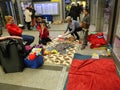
[
  {"x1": 6, "y1": 23, "x2": 22, "y2": 36},
  {"x1": 37, "y1": 25, "x2": 49, "y2": 39},
  {"x1": 24, "y1": 9, "x2": 32, "y2": 22}
]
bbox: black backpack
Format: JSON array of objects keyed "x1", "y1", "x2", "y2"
[{"x1": 0, "y1": 38, "x2": 26, "y2": 73}]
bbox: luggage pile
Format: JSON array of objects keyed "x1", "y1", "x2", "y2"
[
  {"x1": 0, "y1": 39, "x2": 44, "y2": 73},
  {"x1": 0, "y1": 38, "x2": 25, "y2": 73}
]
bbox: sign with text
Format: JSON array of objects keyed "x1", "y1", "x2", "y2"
[{"x1": 34, "y1": 2, "x2": 59, "y2": 15}]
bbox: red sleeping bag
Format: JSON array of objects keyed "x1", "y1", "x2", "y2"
[
  {"x1": 66, "y1": 58, "x2": 120, "y2": 90},
  {"x1": 88, "y1": 33, "x2": 107, "y2": 48}
]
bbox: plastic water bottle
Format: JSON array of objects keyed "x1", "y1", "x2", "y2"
[
  {"x1": 107, "y1": 49, "x2": 111, "y2": 56},
  {"x1": 107, "y1": 44, "x2": 111, "y2": 56}
]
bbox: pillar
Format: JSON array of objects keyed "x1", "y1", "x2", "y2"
[
  {"x1": 90, "y1": 0, "x2": 96, "y2": 25},
  {"x1": 95, "y1": 0, "x2": 105, "y2": 32}
]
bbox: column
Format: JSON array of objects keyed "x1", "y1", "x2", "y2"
[
  {"x1": 90, "y1": 0, "x2": 96, "y2": 25},
  {"x1": 95, "y1": 0, "x2": 105, "y2": 32}
]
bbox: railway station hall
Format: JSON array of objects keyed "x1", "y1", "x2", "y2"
[{"x1": 0, "y1": 0, "x2": 120, "y2": 90}]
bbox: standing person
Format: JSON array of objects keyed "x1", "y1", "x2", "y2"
[
  {"x1": 80, "y1": 4, "x2": 84, "y2": 13},
  {"x1": 5, "y1": 15, "x2": 34, "y2": 45},
  {"x1": 64, "y1": 16, "x2": 82, "y2": 40},
  {"x1": 81, "y1": 8, "x2": 90, "y2": 50},
  {"x1": 24, "y1": 7, "x2": 32, "y2": 30},
  {"x1": 79, "y1": 4, "x2": 84, "y2": 22},
  {"x1": 69, "y1": 2, "x2": 77, "y2": 20},
  {"x1": 37, "y1": 22, "x2": 51, "y2": 45},
  {"x1": 29, "y1": 4, "x2": 36, "y2": 29},
  {"x1": 65, "y1": 3, "x2": 71, "y2": 17},
  {"x1": 76, "y1": 2, "x2": 81, "y2": 21}
]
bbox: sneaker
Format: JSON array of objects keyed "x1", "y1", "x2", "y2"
[{"x1": 81, "y1": 46, "x2": 86, "y2": 50}]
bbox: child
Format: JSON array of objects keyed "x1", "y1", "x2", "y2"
[
  {"x1": 36, "y1": 17, "x2": 46, "y2": 27},
  {"x1": 36, "y1": 16, "x2": 50, "y2": 29},
  {"x1": 37, "y1": 22, "x2": 51, "y2": 45}
]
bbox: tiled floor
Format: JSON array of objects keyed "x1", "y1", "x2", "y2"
[{"x1": 0, "y1": 23, "x2": 114, "y2": 90}]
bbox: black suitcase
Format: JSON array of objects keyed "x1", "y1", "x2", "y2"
[{"x1": 0, "y1": 38, "x2": 25, "y2": 73}]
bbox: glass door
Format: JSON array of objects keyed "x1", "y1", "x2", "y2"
[
  {"x1": 103, "y1": 0, "x2": 112, "y2": 40},
  {"x1": 113, "y1": 6, "x2": 120, "y2": 61}
]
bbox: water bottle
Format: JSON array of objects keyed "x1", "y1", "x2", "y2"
[{"x1": 107, "y1": 44, "x2": 111, "y2": 56}]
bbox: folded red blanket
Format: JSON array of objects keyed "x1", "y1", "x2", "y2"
[{"x1": 66, "y1": 58, "x2": 120, "y2": 90}]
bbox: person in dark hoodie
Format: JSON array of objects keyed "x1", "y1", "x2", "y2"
[{"x1": 69, "y1": 2, "x2": 77, "y2": 20}]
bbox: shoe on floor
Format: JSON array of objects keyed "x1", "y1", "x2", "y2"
[{"x1": 81, "y1": 46, "x2": 86, "y2": 50}]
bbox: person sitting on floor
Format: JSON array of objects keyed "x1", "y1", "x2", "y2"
[
  {"x1": 37, "y1": 22, "x2": 51, "y2": 45},
  {"x1": 5, "y1": 15, "x2": 35, "y2": 45}
]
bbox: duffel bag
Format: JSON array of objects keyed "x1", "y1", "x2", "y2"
[
  {"x1": 24, "y1": 47, "x2": 44, "y2": 69},
  {"x1": 24, "y1": 55, "x2": 44, "y2": 69}
]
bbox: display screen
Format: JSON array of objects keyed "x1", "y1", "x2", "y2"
[
  {"x1": 32, "y1": 0, "x2": 50, "y2": 2},
  {"x1": 34, "y1": 2, "x2": 59, "y2": 15},
  {"x1": 65, "y1": 0, "x2": 71, "y2": 3}
]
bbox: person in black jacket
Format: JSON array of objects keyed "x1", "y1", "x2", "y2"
[
  {"x1": 29, "y1": 4, "x2": 36, "y2": 28},
  {"x1": 69, "y1": 2, "x2": 77, "y2": 20},
  {"x1": 76, "y1": 2, "x2": 81, "y2": 21}
]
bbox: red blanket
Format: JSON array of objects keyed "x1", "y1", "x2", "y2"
[
  {"x1": 88, "y1": 34, "x2": 107, "y2": 48},
  {"x1": 66, "y1": 58, "x2": 120, "y2": 90}
]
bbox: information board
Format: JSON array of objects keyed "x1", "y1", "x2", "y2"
[{"x1": 34, "y1": 2, "x2": 59, "y2": 15}]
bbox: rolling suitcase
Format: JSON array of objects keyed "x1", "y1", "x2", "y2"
[{"x1": 0, "y1": 38, "x2": 25, "y2": 73}]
